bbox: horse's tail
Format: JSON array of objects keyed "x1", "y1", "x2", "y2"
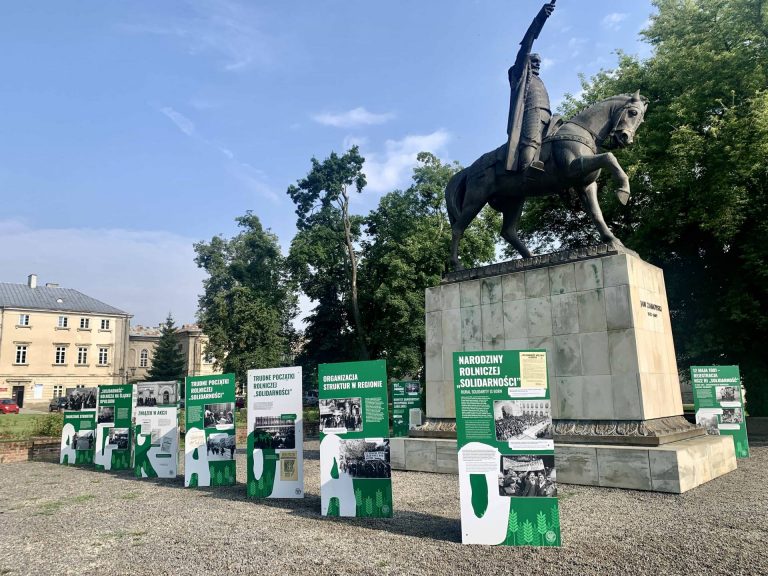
[{"x1": 445, "y1": 169, "x2": 467, "y2": 226}]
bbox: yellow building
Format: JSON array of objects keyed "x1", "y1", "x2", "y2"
[
  {"x1": 0, "y1": 275, "x2": 131, "y2": 408},
  {"x1": 127, "y1": 323, "x2": 216, "y2": 382}
]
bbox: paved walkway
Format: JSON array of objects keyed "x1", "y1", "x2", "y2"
[{"x1": 0, "y1": 442, "x2": 765, "y2": 575}]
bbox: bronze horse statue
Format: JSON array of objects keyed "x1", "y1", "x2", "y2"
[{"x1": 446, "y1": 91, "x2": 648, "y2": 270}]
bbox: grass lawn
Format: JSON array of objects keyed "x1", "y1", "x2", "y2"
[{"x1": 0, "y1": 413, "x2": 48, "y2": 439}]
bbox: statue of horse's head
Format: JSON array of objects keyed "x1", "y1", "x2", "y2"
[{"x1": 609, "y1": 90, "x2": 648, "y2": 148}]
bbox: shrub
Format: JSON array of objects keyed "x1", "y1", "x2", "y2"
[{"x1": 32, "y1": 413, "x2": 64, "y2": 438}]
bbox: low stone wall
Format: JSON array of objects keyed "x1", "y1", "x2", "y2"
[{"x1": 0, "y1": 437, "x2": 59, "y2": 464}]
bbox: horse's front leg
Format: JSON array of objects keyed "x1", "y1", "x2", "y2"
[
  {"x1": 577, "y1": 182, "x2": 624, "y2": 250},
  {"x1": 569, "y1": 152, "x2": 630, "y2": 205}
]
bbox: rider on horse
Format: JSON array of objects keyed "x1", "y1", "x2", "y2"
[{"x1": 506, "y1": 1, "x2": 556, "y2": 176}]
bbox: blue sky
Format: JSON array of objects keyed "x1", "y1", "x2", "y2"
[{"x1": 0, "y1": 0, "x2": 655, "y2": 326}]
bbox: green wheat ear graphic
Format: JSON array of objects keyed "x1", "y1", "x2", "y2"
[
  {"x1": 506, "y1": 509, "x2": 519, "y2": 545},
  {"x1": 550, "y1": 505, "x2": 560, "y2": 531},
  {"x1": 522, "y1": 520, "x2": 534, "y2": 544},
  {"x1": 365, "y1": 496, "x2": 374, "y2": 516},
  {"x1": 536, "y1": 511, "x2": 548, "y2": 539},
  {"x1": 375, "y1": 490, "x2": 384, "y2": 515},
  {"x1": 327, "y1": 497, "x2": 340, "y2": 517},
  {"x1": 469, "y1": 474, "x2": 488, "y2": 518}
]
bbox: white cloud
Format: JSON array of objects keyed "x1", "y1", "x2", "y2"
[
  {"x1": 360, "y1": 130, "x2": 451, "y2": 194},
  {"x1": 313, "y1": 107, "x2": 395, "y2": 128},
  {"x1": 342, "y1": 135, "x2": 368, "y2": 151},
  {"x1": 157, "y1": 105, "x2": 278, "y2": 202},
  {"x1": 160, "y1": 106, "x2": 196, "y2": 136},
  {"x1": 540, "y1": 57, "x2": 555, "y2": 72},
  {"x1": 0, "y1": 220, "x2": 205, "y2": 326},
  {"x1": 602, "y1": 13, "x2": 628, "y2": 31},
  {"x1": 123, "y1": 0, "x2": 273, "y2": 72},
  {"x1": 226, "y1": 161, "x2": 279, "y2": 202}
]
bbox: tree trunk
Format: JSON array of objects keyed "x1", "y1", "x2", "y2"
[{"x1": 341, "y1": 186, "x2": 369, "y2": 360}]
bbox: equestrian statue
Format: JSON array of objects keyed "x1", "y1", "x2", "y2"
[{"x1": 446, "y1": 1, "x2": 648, "y2": 270}]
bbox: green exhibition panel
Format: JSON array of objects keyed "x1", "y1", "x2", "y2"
[
  {"x1": 94, "y1": 384, "x2": 134, "y2": 471},
  {"x1": 59, "y1": 389, "x2": 97, "y2": 466},
  {"x1": 318, "y1": 359, "x2": 393, "y2": 518},
  {"x1": 453, "y1": 350, "x2": 560, "y2": 547},
  {"x1": 246, "y1": 366, "x2": 304, "y2": 499},
  {"x1": 391, "y1": 380, "x2": 423, "y2": 438},
  {"x1": 184, "y1": 374, "x2": 237, "y2": 487},
  {"x1": 691, "y1": 365, "x2": 750, "y2": 458},
  {"x1": 133, "y1": 381, "x2": 180, "y2": 478}
]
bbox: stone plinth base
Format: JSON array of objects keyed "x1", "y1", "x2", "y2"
[
  {"x1": 391, "y1": 435, "x2": 737, "y2": 493},
  {"x1": 390, "y1": 438, "x2": 458, "y2": 474},
  {"x1": 557, "y1": 435, "x2": 737, "y2": 493}
]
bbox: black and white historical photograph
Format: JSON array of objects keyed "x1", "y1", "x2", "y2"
[
  {"x1": 72, "y1": 429, "x2": 94, "y2": 451},
  {"x1": 494, "y1": 400, "x2": 552, "y2": 442},
  {"x1": 498, "y1": 454, "x2": 557, "y2": 497},
  {"x1": 64, "y1": 387, "x2": 97, "y2": 410},
  {"x1": 137, "y1": 381, "x2": 178, "y2": 406},
  {"x1": 253, "y1": 416, "x2": 296, "y2": 449},
  {"x1": 206, "y1": 432, "x2": 236, "y2": 460},
  {"x1": 696, "y1": 410, "x2": 721, "y2": 435},
  {"x1": 108, "y1": 427, "x2": 130, "y2": 450},
  {"x1": 715, "y1": 385, "x2": 739, "y2": 403},
  {"x1": 97, "y1": 406, "x2": 114, "y2": 424},
  {"x1": 721, "y1": 407, "x2": 744, "y2": 424},
  {"x1": 696, "y1": 409, "x2": 720, "y2": 436},
  {"x1": 339, "y1": 439, "x2": 391, "y2": 479},
  {"x1": 405, "y1": 382, "x2": 420, "y2": 394},
  {"x1": 204, "y1": 403, "x2": 235, "y2": 428},
  {"x1": 319, "y1": 397, "x2": 363, "y2": 433}
]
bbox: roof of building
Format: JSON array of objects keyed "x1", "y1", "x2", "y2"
[
  {"x1": 130, "y1": 325, "x2": 162, "y2": 337},
  {"x1": 130, "y1": 324, "x2": 203, "y2": 338},
  {"x1": 0, "y1": 282, "x2": 130, "y2": 316}
]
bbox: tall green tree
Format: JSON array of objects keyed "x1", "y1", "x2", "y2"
[
  {"x1": 146, "y1": 314, "x2": 185, "y2": 382},
  {"x1": 287, "y1": 146, "x2": 369, "y2": 362},
  {"x1": 360, "y1": 152, "x2": 500, "y2": 379},
  {"x1": 194, "y1": 212, "x2": 296, "y2": 387},
  {"x1": 519, "y1": 0, "x2": 768, "y2": 414}
]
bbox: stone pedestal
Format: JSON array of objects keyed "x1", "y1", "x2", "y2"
[{"x1": 390, "y1": 245, "x2": 737, "y2": 493}]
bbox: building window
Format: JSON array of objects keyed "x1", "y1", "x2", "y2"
[
  {"x1": 58, "y1": 316, "x2": 69, "y2": 328},
  {"x1": 18, "y1": 314, "x2": 30, "y2": 326},
  {"x1": 98, "y1": 347, "x2": 109, "y2": 365},
  {"x1": 77, "y1": 347, "x2": 88, "y2": 365},
  {"x1": 100, "y1": 319, "x2": 110, "y2": 330},
  {"x1": 15, "y1": 345, "x2": 28, "y2": 364},
  {"x1": 80, "y1": 318, "x2": 90, "y2": 329},
  {"x1": 55, "y1": 346, "x2": 66, "y2": 365},
  {"x1": 53, "y1": 385, "x2": 63, "y2": 398},
  {"x1": 140, "y1": 349, "x2": 149, "y2": 368}
]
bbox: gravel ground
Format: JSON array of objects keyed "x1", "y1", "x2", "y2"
[{"x1": 1, "y1": 442, "x2": 766, "y2": 576}]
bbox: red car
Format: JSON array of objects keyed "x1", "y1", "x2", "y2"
[{"x1": 0, "y1": 399, "x2": 20, "y2": 414}]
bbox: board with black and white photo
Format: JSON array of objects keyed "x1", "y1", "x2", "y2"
[
  {"x1": 94, "y1": 384, "x2": 134, "y2": 471},
  {"x1": 60, "y1": 389, "x2": 97, "y2": 466},
  {"x1": 247, "y1": 366, "x2": 304, "y2": 499},
  {"x1": 318, "y1": 360, "x2": 393, "y2": 518},
  {"x1": 453, "y1": 350, "x2": 560, "y2": 546},
  {"x1": 691, "y1": 365, "x2": 750, "y2": 458}
]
